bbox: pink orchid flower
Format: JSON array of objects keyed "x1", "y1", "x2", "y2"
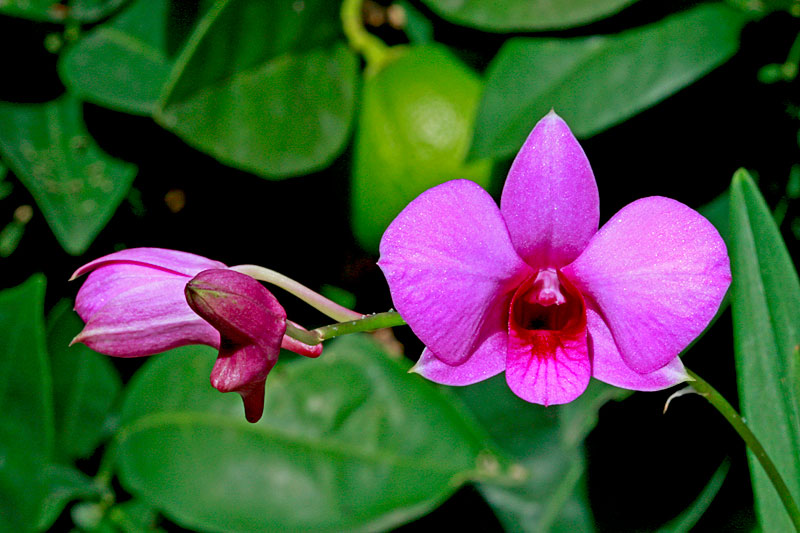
[
  {"x1": 71, "y1": 247, "x2": 321, "y2": 421},
  {"x1": 378, "y1": 111, "x2": 731, "y2": 405}
]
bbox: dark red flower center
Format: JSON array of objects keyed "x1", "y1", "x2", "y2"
[{"x1": 510, "y1": 269, "x2": 585, "y2": 334}]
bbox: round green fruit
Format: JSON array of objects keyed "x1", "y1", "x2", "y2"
[{"x1": 351, "y1": 44, "x2": 493, "y2": 253}]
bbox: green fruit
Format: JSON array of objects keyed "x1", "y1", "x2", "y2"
[{"x1": 351, "y1": 44, "x2": 493, "y2": 253}]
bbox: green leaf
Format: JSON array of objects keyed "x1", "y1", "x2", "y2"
[
  {"x1": 730, "y1": 168, "x2": 800, "y2": 532},
  {"x1": 36, "y1": 464, "x2": 104, "y2": 531},
  {"x1": 472, "y1": 4, "x2": 748, "y2": 160},
  {"x1": 0, "y1": 275, "x2": 54, "y2": 533},
  {"x1": 421, "y1": 0, "x2": 639, "y2": 31},
  {"x1": 0, "y1": 0, "x2": 127, "y2": 23},
  {"x1": 351, "y1": 45, "x2": 492, "y2": 253},
  {"x1": 155, "y1": 0, "x2": 358, "y2": 178},
  {"x1": 117, "y1": 336, "x2": 508, "y2": 532},
  {"x1": 58, "y1": 0, "x2": 173, "y2": 116},
  {"x1": 47, "y1": 299, "x2": 122, "y2": 462},
  {"x1": 455, "y1": 376, "x2": 627, "y2": 532},
  {"x1": 0, "y1": 95, "x2": 137, "y2": 255},
  {"x1": 107, "y1": 499, "x2": 163, "y2": 533}
]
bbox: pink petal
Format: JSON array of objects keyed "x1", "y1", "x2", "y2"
[
  {"x1": 505, "y1": 271, "x2": 591, "y2": 405},
  {"x1": 410, "y1": 297, "x2": 511, "y2": 385},
  {"x1": 75, "y1": 264, "x2": 182, "y2": 320},
  {"x1": 74, "y1": 278, "x2": 220, "y2": 356},
  {"x1": 586, "y1": 304, "x2": 689, "y2": 391},
  {"x1": 210, "y1": 345, "x2": 271, "y2": 424},
  {"x1": 563, "y1": 197, "x2": 731, "y2": 374},
  {"x1": 500, "y1": 111, "x2": 599, "y2": 270},
  {"x1": 379, "y1": 179, "x2": 531, "y2": 365},
  {"x1": 71, "y1": 247, "x2": 226, "y2": 279}
]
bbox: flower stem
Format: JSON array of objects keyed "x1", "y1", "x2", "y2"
[
  {"x1": 313, "y1": 311, "x2": 407, "y2": 341},
  {"x1": 686, "y1": 368, "x2": 800, "y2": 531},
  {"x1": 341, "y1": 0, "x2": 392, "y2": 72},
  {"x1": 232, "y1": 264, "x2": 362, "y2": 322}
]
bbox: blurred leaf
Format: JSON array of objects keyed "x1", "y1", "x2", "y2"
[
  {"x1": 36, "y1": 464, "x2": 104, "y2": 531},
  {"x1": 0, "y1": 218, "x2": 26, "y2": 257},
  {"x1": 0, "y1": 275, "x2": 53, "y2": 533},
  {"x1": 398, "y1": 1, "x2": 434, "y2": 43},
  {"x1": 729, "y1": 168, "x2": 800, "y2": 532},
  {"x1": 0, "y1": 161, "x2": 12, "y2": 200},
  {"x1": 657, "y1": 459, "x2": 730, "y2": 533},
  {"x1": 117, "y1": 336, "x2": 509, "y2": 532},
  {"x1": 0, "y1": 95, "x2": 137, "y2": 255},
  {"x1": 421, "y1": 0, "x2": 639, "y2": 31},
  {"x1": 46, "y1": 299, "x2": 122, "y2": 462},
  {"x1": 0, "y1": 0, "x2": 127, "y2": 23},
  {"x1": 107, "y1": 499, "x2": 163, "y2": 533},
  {"x1": 472, "y1": 4, "x2": 748, "y2": 160},
  {"x1": 454, "y1": 376, "x2": 628, "y2": 531},
  {"x1": 155, "y1": 0, "x2": 357, "y2": 178},
  {"x1": 59, "y1": 0, "x2": 173, "y2": 115},
  {"x1": 351, "y1": 45, "x2": 492, "y2": 253}
]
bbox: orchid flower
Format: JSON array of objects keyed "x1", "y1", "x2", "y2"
[
  {"x1": 71, "y1": 247, "x2": 321, "y2": 421},
  {"x1": 378, "y1": 111, "x2": 731, "y2": 404}
]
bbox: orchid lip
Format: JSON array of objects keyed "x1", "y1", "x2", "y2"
[{"x1": 511, "y1": 269, "x2": 585, "y2": 334}]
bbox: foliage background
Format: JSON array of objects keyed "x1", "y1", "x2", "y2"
[{"x1": 1, "y1": 0, "x2": 799, "y2": 531}]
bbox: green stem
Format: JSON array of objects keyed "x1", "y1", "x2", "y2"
[
  {"x1": 341, "y1": 0, "x2": 390, "y2": 70},
  {"x1": 312, "y1": 311, "x2": 407, "y2": 341},
  {"x1": 231, "y1": 264, "x2": 362, "y2": 322},
  {"x1": 687, "y1": 368, "x2": 800, "y2": 531}
]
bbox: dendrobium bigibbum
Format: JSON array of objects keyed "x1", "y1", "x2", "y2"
[
  {"x1": 71, "y1": 247, "x2": 321, "y2": 422},
  {"x1": 378, "y1": 111, "x2": 731, "y2": 405}
]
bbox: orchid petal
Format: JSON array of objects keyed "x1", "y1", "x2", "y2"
[
  {"x1": 75, "y1": 264, "x2": 182, "y2": 319},
  {"x1": 505, "y1": 328, "x2": 591, "y2": 406},
  {"x1": 563, "y1": 196, "x2": 731, "y2": 374},
  {"x1": 74, "y1": 278, "x2": 220, "y2": 356},
  {"x1": 500, "y1": 111, "x2": 599, "y2": 269},
  {"x1": 410, "y1": 297, "x2": 511, "y2": 385},
  {"x1": 71, "y1": 247, "x2": 226, "y2": 279},
  {"x1": 379, "y1": 179, "x2": 531, "y2": 365},
  {"x1": 586, "y1": 304, "x2": 689, "y2": 390}
]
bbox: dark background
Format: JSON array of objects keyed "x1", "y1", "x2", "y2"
[{"x1": 2, "y1": 1, "x2": 798, "y2": 530}]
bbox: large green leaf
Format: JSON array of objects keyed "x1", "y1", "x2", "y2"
[
  {"x1": 117, "y1": 335, "x2": 510, "y2": 532},
  {"x1": 47, "y1": 300, "x2": 121, "y2": 462},
  {"x1": 729, "y1": 169, "x2": 800, "y2": 532},
  {"x1": 154, "y1": 0, "x2": 358, "y2": 178},
  {"x1": 421, "y1": 0, "x2": 638, "y2": 32},
  {"x1": 0, "y1": 0, "x2": 126, "y2": 23},
  {"x1": 59, "y1": 0, "x2": 173, "y2": 116},
  {"x1": 0, "y1": 96, "x2": 137, "y2": 255},
  {"x1": 0, "y1": 275, "x2": 53, "y2": 532},
  {"x1": 457, "y1": 376, "x2": 627, "y2": 531},
  {"x1": 472, "y1": 4, "x2": 748, "y2": 160}
]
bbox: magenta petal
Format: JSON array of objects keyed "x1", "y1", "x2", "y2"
[
  {"x1": 74, "y1": 277, "x2": 220, "y2": 356},
  {"x1": 411, "y1": 298, "x2": 510, "y2": 385},
  {"x1": 379, "y1": 179, "x2": 531, "y2": 365},
  {"x1": 71, "y1": 247, "x2": 226, "y2": 279},
  {"x1": 75, "y1": 264, "x2": 182, "y2": 319},
  {"x1": 505, "y1": 328, "x2": 591, "y2": 405},
  {"x1": 563, "y1": 197, "x2": 731, "y2": 374},
  {"x1": 586, "y1": 305, "x2": 689, "y2": 391},
  {"x1": 500, "y1": 111, "x2": 599, "y2": 269}
]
